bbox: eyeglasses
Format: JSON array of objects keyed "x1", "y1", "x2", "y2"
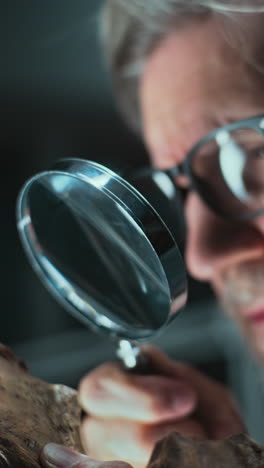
[{"x1": 166, "y1": 114, "x2": 264, "y2": 221}]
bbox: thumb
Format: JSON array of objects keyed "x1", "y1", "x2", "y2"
[
  {"x1": 40, "y1": 443, "x2": 132, "y2": 468},
  {"x1": 40, "y1": 444, "x2": 97, "y2": 468}
]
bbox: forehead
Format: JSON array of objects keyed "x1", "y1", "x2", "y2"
[{"x1": 139, "y1": 17, "x2": 264, "y2": 167}]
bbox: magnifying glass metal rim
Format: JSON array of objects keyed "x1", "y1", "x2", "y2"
[{"x1": 17, "y1": 158, "x2": 187, "y2": 342}]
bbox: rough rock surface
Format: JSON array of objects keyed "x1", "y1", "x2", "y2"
[
  {"x1": 0, "y1": 344, "x2": 83, "y2": 467},
  {"x1": 1, "y1": 343, "x2": 264, "y2": 467},
  {"x1": 147, "y1": 432, "x2": 264, "y2": 468}
]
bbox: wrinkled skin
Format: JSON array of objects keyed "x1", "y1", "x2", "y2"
[
  {"x1": 140, "y1": 17, "x2": 264, "y2": 361},
  {"x1": 78, "y1": 346, "x2": 245, "y2": 468},
  {"x1": 45, "y1": 15, "x2": 264, "y2": 468}
]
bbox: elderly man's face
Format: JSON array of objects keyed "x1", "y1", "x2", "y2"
[{"x1": 140, "y1": 18, "x2": 264, "y2": 359}]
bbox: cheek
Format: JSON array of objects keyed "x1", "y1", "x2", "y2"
[
  {"x1": 184, "y1": 194, "x2": 219, "y2": 279},
  {"x1": 184, "y1": 193, "x2": 264, "y2": 282}
]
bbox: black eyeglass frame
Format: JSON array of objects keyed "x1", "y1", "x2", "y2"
[{"x1": 167, "y1": 114, "x2": 264, "y2": 222}]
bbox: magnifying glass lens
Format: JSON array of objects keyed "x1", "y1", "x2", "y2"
[{"x1": 17, "y1": 160, "x2": 187, "y2": 341}]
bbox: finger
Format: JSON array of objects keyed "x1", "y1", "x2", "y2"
[
  {"x1": 40, "y1": 443, "x2": 132, "y2": 468},
  {"x1": 141, "y1": 345, "x2": 246, "y2": 438},
  {"x1": 79, "y1": 362, "x2": 196, "y2": 423},
  {"x1": 81, "y1": 416, "x2": 206, "y2": 465},
  {"x1": 81, "y1": 416, "x2": 149, "y2": 464},
  {"x1": 40, "y1": 443, "x2": 99, "y2": 468}
]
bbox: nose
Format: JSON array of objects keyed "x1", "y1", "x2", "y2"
[{"x1": 184, "y1": 193, "x2": 264, "y2": 281}]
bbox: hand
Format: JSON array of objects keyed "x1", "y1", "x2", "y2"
[
  {"x1": 78, "y1": 346, "x2": 245, "y2": 468},
  {"x1": 40, "y1": 443, "x2": 133, "y2": 468}
]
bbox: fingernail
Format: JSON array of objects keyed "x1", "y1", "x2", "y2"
[{"x1": 42, "y1": 443, "x2": 80, "y2": 467}]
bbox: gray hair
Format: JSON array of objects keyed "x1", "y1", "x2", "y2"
[{"x1": 100, "y1": 1, "x2": 264, "y2": 133}]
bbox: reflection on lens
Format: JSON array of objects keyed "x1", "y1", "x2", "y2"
[
  {"x1": 191, "y1": 127, "x2": 264, "y2": 219},
  {"x1": 17, "y1": 160, "x2": 187, "y2": 342},
  {"x1": 18, "y1": 171, "x2": 172, "y2": 338},
  {"x1": 242, "y1": 149, "x2": 264, "y2": 204}
]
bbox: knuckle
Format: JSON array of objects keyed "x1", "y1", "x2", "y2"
[
  {"x1": 78, "y1": 375, "x2": 94, "y2": 401},
  {"x1": 80, "y1": 363, "x2": 125, "y2": 395},
  {"x1": 79, "y1": 366, "x2": 117, "y2": 409}
]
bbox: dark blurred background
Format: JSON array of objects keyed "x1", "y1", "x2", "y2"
[
  {"x1": 3, "y1": 0, "x2": 148, "y2": 345},
  {"x1": 2, "y1": 1, "x2": 264, "y2": 444}
]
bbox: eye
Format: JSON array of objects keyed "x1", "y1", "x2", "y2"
[
  {"x1": 248, "y1": 146, "x2": 264, "y2": 158},
  {"x1": 242, "y1": 146, "x2": 264, "y2": 200},
  {"x1": 186, "y1": 127, "x2": 264, "y2": 218}
]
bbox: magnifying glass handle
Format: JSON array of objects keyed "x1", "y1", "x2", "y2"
[{"x1": 116, "y1": 340, "x2": 159, "y2": 375}]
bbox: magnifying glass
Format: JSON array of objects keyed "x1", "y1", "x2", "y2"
[{"x1": 17, "y1": 159, "x2": 187, "y2": 369}]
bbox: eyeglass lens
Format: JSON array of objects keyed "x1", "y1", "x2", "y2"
[{"x1": 190, "y1": 127, "x2": 264, "y2": 219}]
